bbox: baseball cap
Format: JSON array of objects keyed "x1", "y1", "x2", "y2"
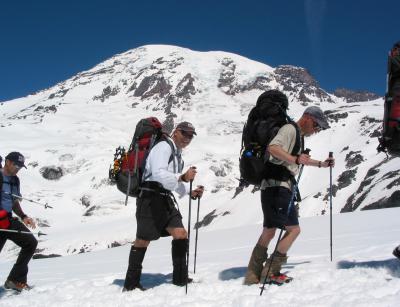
[
  {"x1": 303, "y1": 106, "x2": 330, "y2": 130},
  {"x1": 176, "y1": 121, "x2": 197, "y2": 135},
  {"x1": 5, "y1": 152, "x2": 27, "y2": 168}
]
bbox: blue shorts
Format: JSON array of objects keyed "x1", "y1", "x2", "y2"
[{"x1": 261, "y1": 186, "x2": 299, "y2": 229}]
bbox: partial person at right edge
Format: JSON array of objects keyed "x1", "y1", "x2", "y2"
[
  {"x1": 123, "y1": 121, "x2": 204, "y2": 291},
  {"x1": 244, "y1": 105, "x2": 335, "y2": 286}
]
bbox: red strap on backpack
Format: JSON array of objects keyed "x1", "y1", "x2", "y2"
[{"x1": 0, "y1": 209, "x2": 10, "y2": 229}]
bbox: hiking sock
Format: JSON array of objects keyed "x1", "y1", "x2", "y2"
[{"x1": 172, "y1": 239, "x2": 189, "y2": 286}]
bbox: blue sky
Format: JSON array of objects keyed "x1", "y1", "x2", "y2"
[{"x1": 0, "y1": 0, "x2": 398, "y2": 102}]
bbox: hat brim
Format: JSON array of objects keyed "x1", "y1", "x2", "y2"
[
  {"x1": 179, "y1": 129, "x2": 197, "y2": 135},
  {"x1": 316, "y1": 118, "x2": 330, "y2": 130}
]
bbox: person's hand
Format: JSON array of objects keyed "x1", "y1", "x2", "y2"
[
  {"x1": 23, "y1": 216, "x2": 36, "y2": 229},
  {"x1": 180, "y1": 166, "x2": 197, "y2": 182},
  {"x1": 191, "y1": 185, "x2": 204, "y2": 199},
  {"x1": 296, "y1": 154, "x2": 311, "y2": 165},
  {"x1": 322, "y1": 157, "x2": 335, "y2": 168}
]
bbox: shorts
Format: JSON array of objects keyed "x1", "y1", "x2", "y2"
[
  {"x1": 136, "y1": 191, "x2": 183, "y2": 241},
  {"x1": 261, "y1": 186, "x2": 299, "y2": 229}
]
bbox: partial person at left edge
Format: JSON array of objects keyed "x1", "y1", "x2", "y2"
[{"x1": 0, "y1": 152, "x2": 37, "y2": 292}]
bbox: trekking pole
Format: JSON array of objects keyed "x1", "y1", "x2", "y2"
[
  {"x1": 260, "y1": 148, "x2": 310, "y2": 296},
  {"x1": 194, "y1": 196, "x2": 201, "y2": 274},
  {"x1": 186, "y1": 180, "x2": 193, "y2": 295},
  {"x1": 3, "y1": 191, "x2": 53, "y2": 209},
  {"x1": 0, "y1": 229, "x2": 47, "y2": 237},
  {"x1": 329, "y1": 152, "x2": 333, "y2": 262}
]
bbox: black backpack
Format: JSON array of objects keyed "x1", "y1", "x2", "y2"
[{"x1": 239, "y1": 90, "x2": 301, "y2": 185}]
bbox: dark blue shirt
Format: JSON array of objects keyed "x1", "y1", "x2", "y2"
[{"x1": 1, "y1": 174, "x2": 21, "y2": 213}]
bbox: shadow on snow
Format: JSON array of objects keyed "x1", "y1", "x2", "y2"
[
  {"x1": 113, "y1": 272, "x2": 173, "y2": 289},
  {"x1": 337, "y1": 258, "x2": 400, "y2": 278},
  {"x1": 218, "y1": 261, "x2": 311, "y2": 281}
]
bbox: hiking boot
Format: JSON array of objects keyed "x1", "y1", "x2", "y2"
[
  {"x1": 4, "y1": 280, "x2": 32, "y2": 292},
  {"x1": 243, "y1": 244, "x2": 268, "y2": 285},
  {"x1": 393, "y1": 245, "x2": 400, "y2": 260},
  {"x1": 264, "y1": 273, "x2": 293, "y2": 285},
  {"x1": 122, "y1": 283, "x2": 146, "y2": 292},
  {"x1": 260, "y1": 251, "x2": 288, "y2": 281}
]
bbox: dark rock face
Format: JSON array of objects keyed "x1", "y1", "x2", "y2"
[
  {"x1": 341, "y1": 158, "x2": 399, "y2": 212},
  {"x1": 162, "y1": 115, "x2": 175, "y2": 135},
  {"x1": 333, "y1": 88, "x2": 380, "y2": 102},
  {"x1": 109, "y1": 241, "x2": 122, "y2": 248},
  {"x1": 34, "y1": 105, "x2": 57, "y2": 113},
  {"x1": 40, "y1": 166, "x2": 64, "y2": 180},
  {"x1": 80, "y1": 195, "x2": 91, "y2": 208},
  {"x1": 273, "y1": 65, "x2": 333, "y2": 103},
  {"x1": 345, "y1": 151, "x2": 364, "y2": 168},
  {"x1": 324, "y1": 110, "x2": 349, "y2": 123},
  {"x1": 337, "y1": 169, "x2": 358, "y2": 189},
  {"x1": 134, "y1": 74, "x2": 172, "y2": 99},
  {"x1": 358, "y1": 116, "x2": 382, "y2": 139},
  {"x1": 48, "y1": 89, "x2": 69, "y2": 99},
  {"x1": 93, "y1": 86, "x2": 120, "y2": 102},
  {"x1": 176, "y1": 73, "x2": 196, "y2": 99},
  {"x1": 218, "y1": 58, "x2": 237, "y2": 95},
  {"x1": 241, "y1": 76, "x2": 273, "y2": 92},
  {"x1": 83, "y1": 206, "x2": 99, "y2": 217},
  {"x1": 362, "y1": 190, "x2": 400, "y2": 210}
]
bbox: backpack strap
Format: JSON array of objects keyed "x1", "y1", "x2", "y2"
[
  {"x1": 164, "y1": 137, "x2": 184, "y2": 173},
  {"x1": 289, "y1": 122, "x2": 303, "y2": 155}
]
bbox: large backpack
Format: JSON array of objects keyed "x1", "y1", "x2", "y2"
[
  {"x1": 109, "y1": 117, "x2": 173, "y2": 198},
  {"x1": 378, "y1": 51, "x2": 400, "y2": 156},
  {"x1": 239, "y1": 90, "x2": 301, "y2": 186}
]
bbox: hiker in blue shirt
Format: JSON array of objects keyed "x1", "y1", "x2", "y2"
[{"x1": 0, "y1": 152, "x2": 37, "y2": 292}]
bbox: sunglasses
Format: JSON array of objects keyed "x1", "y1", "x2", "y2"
[
  {"x1": 179, "y1": 130, "x2": 194, "y2": 140},
  {"x1": 13, "y1": 163, "x2": 22, "y2": 170},
  {"x1": 312, "y1": 121, "x2": 322, "y2": 131}
]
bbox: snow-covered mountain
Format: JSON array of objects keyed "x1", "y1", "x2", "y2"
[{"x1": 0, "y1": 44, "x2": 398, "y2": 258}]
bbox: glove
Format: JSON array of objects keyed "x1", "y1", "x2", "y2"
[{"x1": 0, "y1": 209, "x2": 10, "y2": 229}]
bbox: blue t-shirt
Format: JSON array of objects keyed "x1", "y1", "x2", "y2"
[{"x1": 1, "y1": 174, "x2": 21, "y2": 213}]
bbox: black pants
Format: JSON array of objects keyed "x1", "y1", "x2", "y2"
[{"x1": 0, "y1": 218, "x2": 38, "y2": 283}]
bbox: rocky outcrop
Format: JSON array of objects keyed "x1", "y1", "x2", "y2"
[
  {"x1": 40, "y1": 166, "x2": 64, "y2": 180},
  {"x1": 333, "y1": 88, "x2": 380, "y2": 102},
  {"x1": 273, "y1": 65, "x2": 334, "y2": 103}
]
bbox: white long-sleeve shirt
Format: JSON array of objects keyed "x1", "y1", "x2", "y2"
[{"x1": 142, "y1": 138, "x2": 190, "y2": 197}]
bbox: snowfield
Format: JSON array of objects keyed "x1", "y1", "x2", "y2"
[{"x1": 1, "y1": 207, "x2": 400, "y2": 306}]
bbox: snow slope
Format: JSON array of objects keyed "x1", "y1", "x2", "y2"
[{"x1": 1, "y1": 206, "x2": 399, "y2": 306}]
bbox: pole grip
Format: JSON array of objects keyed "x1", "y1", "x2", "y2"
[{"x1": 329, "y1": 151, "x2": 333, "y2": 158}]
